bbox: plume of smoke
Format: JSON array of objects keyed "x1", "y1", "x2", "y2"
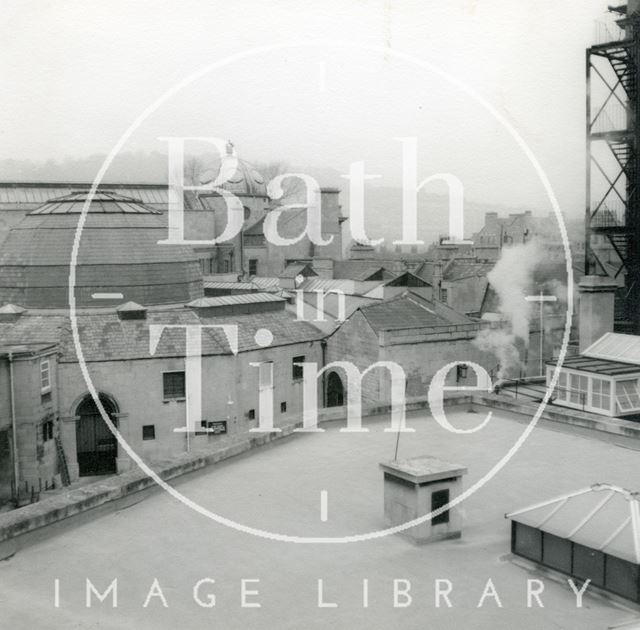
[
  {"x1": 473, "y1": 239, "x2": 546, "y2": 380},
  {"x1": 487, "y1": 239, "x2": 544, "y2": 341},
  {"x1": 473, "y1": 328, "x2": 522, "y2": 379}
]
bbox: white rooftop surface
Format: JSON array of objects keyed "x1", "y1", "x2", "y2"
[
  {"x1": 2, "y1": 409, "x2": 640, "y2": 630},
  {"x1": 584, "y1": 332, "x2": 640, "y2": 366}
]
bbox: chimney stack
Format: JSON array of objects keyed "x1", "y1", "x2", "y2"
[{"x1": 578, "y1": 276, "x2": 617, "y2": 352}]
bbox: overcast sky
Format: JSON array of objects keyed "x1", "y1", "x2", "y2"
[{"x1": 0, "y1": 0, "x2": 612, "y2": 219}]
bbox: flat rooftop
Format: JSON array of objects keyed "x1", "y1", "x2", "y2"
[{"x1": 1, "y1": 408, "x2": 639, "y2": 629}]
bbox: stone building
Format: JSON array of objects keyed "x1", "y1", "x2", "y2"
[
  {"x1": 324, "y1": 291, "x2": 498, "y2": 405},
  {"x1": 0, "y1": 190, "x2": 325, "y2": 503}
]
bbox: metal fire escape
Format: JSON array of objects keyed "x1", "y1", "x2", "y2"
[{"x1": 586, "y1": 3, "x2": 640, "y2": 332}]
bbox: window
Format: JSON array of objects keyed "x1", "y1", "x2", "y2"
[
  {"x1": 440, "y1": 288, "x2": 448, "y2": 304},
  {"x1": 41, "y1": 418, "x2": 54, "y2": 442},
  {"x1": 513, "y1": 522, "x2": 543, "y2": 562},
  {"x1": 40, "y1": 358, "x2": 51, "y2": 393},
  {"x1": 280, "y1": 401, "x2": 287, "y2": 413},
  {"x1": 569, "y1": 373, "x2": 588, "y2": 406},
  {"x1": 616, "y1": 380, "x2": 640, "y2": 412},
  {"x1": 247, "y1": 409, "x2": 256, "y2": 420},
  {"x1": 431, "y1": 489, "x2": 450, "y2": 525},
  {"x1": 206, "y1": 420, "x2": 227, "y2": 435},
  {"x1": 142, "y1": 425, "x2": 156, "y2": 440},
  {"x1": 292, "y1": 356, "x2": 305, "y2": 381},
  {"x1": 591, "y1": 378, "x2": 611, "y2": 411},
  {"x1": 248, "y1": 258, "x2": 258, "y2": 276},
  {"x1": 555, "y1": 370, "x2": 567, "y2": 401},
  {"x1": 163, "y1": 371, "x2": 185, "y2": 400}
]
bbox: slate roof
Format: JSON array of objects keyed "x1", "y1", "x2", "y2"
[
  {"x1": 332, "y1": 261, "x2": 388, "y2": 281},
  {"x1": 359, "y1": 292, "x2": 467, "y2": 331},
  {"x1": 279, "y1": 263, "x2": 316, "y2": 279},
  {"x1": 187, "y1": 293, "x2": 284, "y2": 308},
  {"x1": 298, "y1": 278, "x2": 382, "y2": 296},
  {"x1": 0, "y1": 307, "x2": 324, "y2": 362},
  {"x1": 443, "y1": 259, "x2": 494, "y2": 282}
]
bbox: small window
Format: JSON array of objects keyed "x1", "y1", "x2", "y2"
[
  {"x1": 41, "y1": 419, "x2": 54, "y2": 442},
  {"x1": 248, "y1": 258, "x2": 258, "y2": 276},
  {"x1": 280, "y1": 401, "x2": 287, "y2": 413},
  {"x1": 142, "y1": 425, "x2": 156, "y2": 440},
  {"x1": 163, "y1": 371, "x2": 185, "y2": 400},
  {"x1": 247, "y1": 409, "x2": 255, "y2": 420},
  {"x1": 440, "y1": 288, "x2": 448, "y2": 304},
  {"x1": 40, "y1": 358, "x2": 51, "y2": 393},
  {"x1": 207, "y1": 420, "x2": 227, "y2": 435},
  {"x1": 292, "y1": 356, "x2": 305, "y2": 381},
  {"x1": 41, "y1": 390, "x2": 52, "y2": 404},
  {"x1": 431, "y1": 489, "x2": 450, "y2": 525}
]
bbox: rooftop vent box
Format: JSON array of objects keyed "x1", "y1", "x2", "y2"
[{"x1": 116, "y1": 301, "x2": 147, "y2": 320}]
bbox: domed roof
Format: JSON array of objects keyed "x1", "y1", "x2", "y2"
[
  {"x1": 0, "y1": 191, "x2": 204, "y2": 308},
  {"x1": 201, "y1": 142, "x2": 267, "y2": 197}
]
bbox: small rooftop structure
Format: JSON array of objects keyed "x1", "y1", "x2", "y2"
[
  {"x1": 546, "y1": 332, "x2": 640, "y2": 417},
  {"x1": 380, "y1": 455, "x2": 468, "y2": 545},
  {"x1": 507, "y1": 483, "x2": 640, "y2": 603}
]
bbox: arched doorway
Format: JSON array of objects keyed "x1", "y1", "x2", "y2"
[
  {"x1": 326, "y1": 371, "x2": 345, "y2": 407},
  {"x1": 75, "y1": 395, "x2": 118, "y2": 476}
]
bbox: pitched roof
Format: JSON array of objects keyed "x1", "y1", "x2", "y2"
[
  {"x1": 298, "y1": 278, "x2": 381, "y2": 296},
  {"x1": 332, "y1": 260, "x2": 387, "y2": 281},
  {"x1": 359, "y1": 292, "x2": 468, "y2": 331},
  {"x1": 506, "y1": 483, "x2": 640, "y2": 564},
  {"x1": 443, "y1": 259, "x2": 494, "y2": 282},
  {"x1": 203, "y1": 280, "x2": 256, "y2": 291},
  {"x1": 583, "y1": 332, "x2": 640, "y2": 366},
  {"x1": 187, "y1": 293, "x2": 284, "y2": 308},
  {"x1": 279, "y1": 263, "x2": 316, "y2": 279}
]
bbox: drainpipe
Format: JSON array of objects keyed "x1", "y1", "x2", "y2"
[
  {"x1": 320, "y1": 339, "x2": 327, "y2": 407},
  {"x1": 8, "y1": 351, "x2": 19, "y2": 498}
]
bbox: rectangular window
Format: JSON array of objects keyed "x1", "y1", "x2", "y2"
[
  {"x1": 280, "y1": 401, "x2": 287, "y2": 413},
  {"x1": 163, "y1": 371, "x2": 186, "y2": 400},
  {"x1": 440, "y1": 288, "x2": 448, "y2": 304},
  {"x1": 569, "y1": 373, "x2": 587, "y2": 406},
  {"x1": 247, "y1": 409, "x2": 256, "y2": 420},
  {"x1": 616, "y1": 380, "x2": 640, "y2": 412},
  {"x1": 142, "y1": 425, "x2": 156, "y2": 440},
  {"x1": 40, "y1": 358, "x2": 51, "y2": 393},
  {"x1": 431, "y1": 489, "x2": 450, "y2": 525},
  {"x1": 41, "y1": 419, "x2": 54, "y2": 442},
  {"x1": 292, "y1": 356, "x2": 305, "y2": 381},
  {"x1": 556, "y1": 370, "x2": 567, "y2": 401},
  {"x1": 513, "y1": 522, "x2": 543, "y2": 563},
  {"x1": 248, "y1": 258, "x2": 258, "y2": 276},
  {"x1": 591, "y1": 377, "x2": 611, "y2": 411},
  {"x1": 542, "y1": 532, "x2": 572, "y2": 574},
  {"x1": 207, "y1": 420, "x2": 227, "y2": 435},
  {"x1": 573, "y1": 543, "x2": 605, "y2": 587}
]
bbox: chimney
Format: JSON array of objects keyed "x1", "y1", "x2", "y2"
[
  {"x1": 578, "y1": 276, "x2": 617, "y2": 352},
  {"x1": 484, "y1": 212, "x2": 499, "y2": 229}
]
